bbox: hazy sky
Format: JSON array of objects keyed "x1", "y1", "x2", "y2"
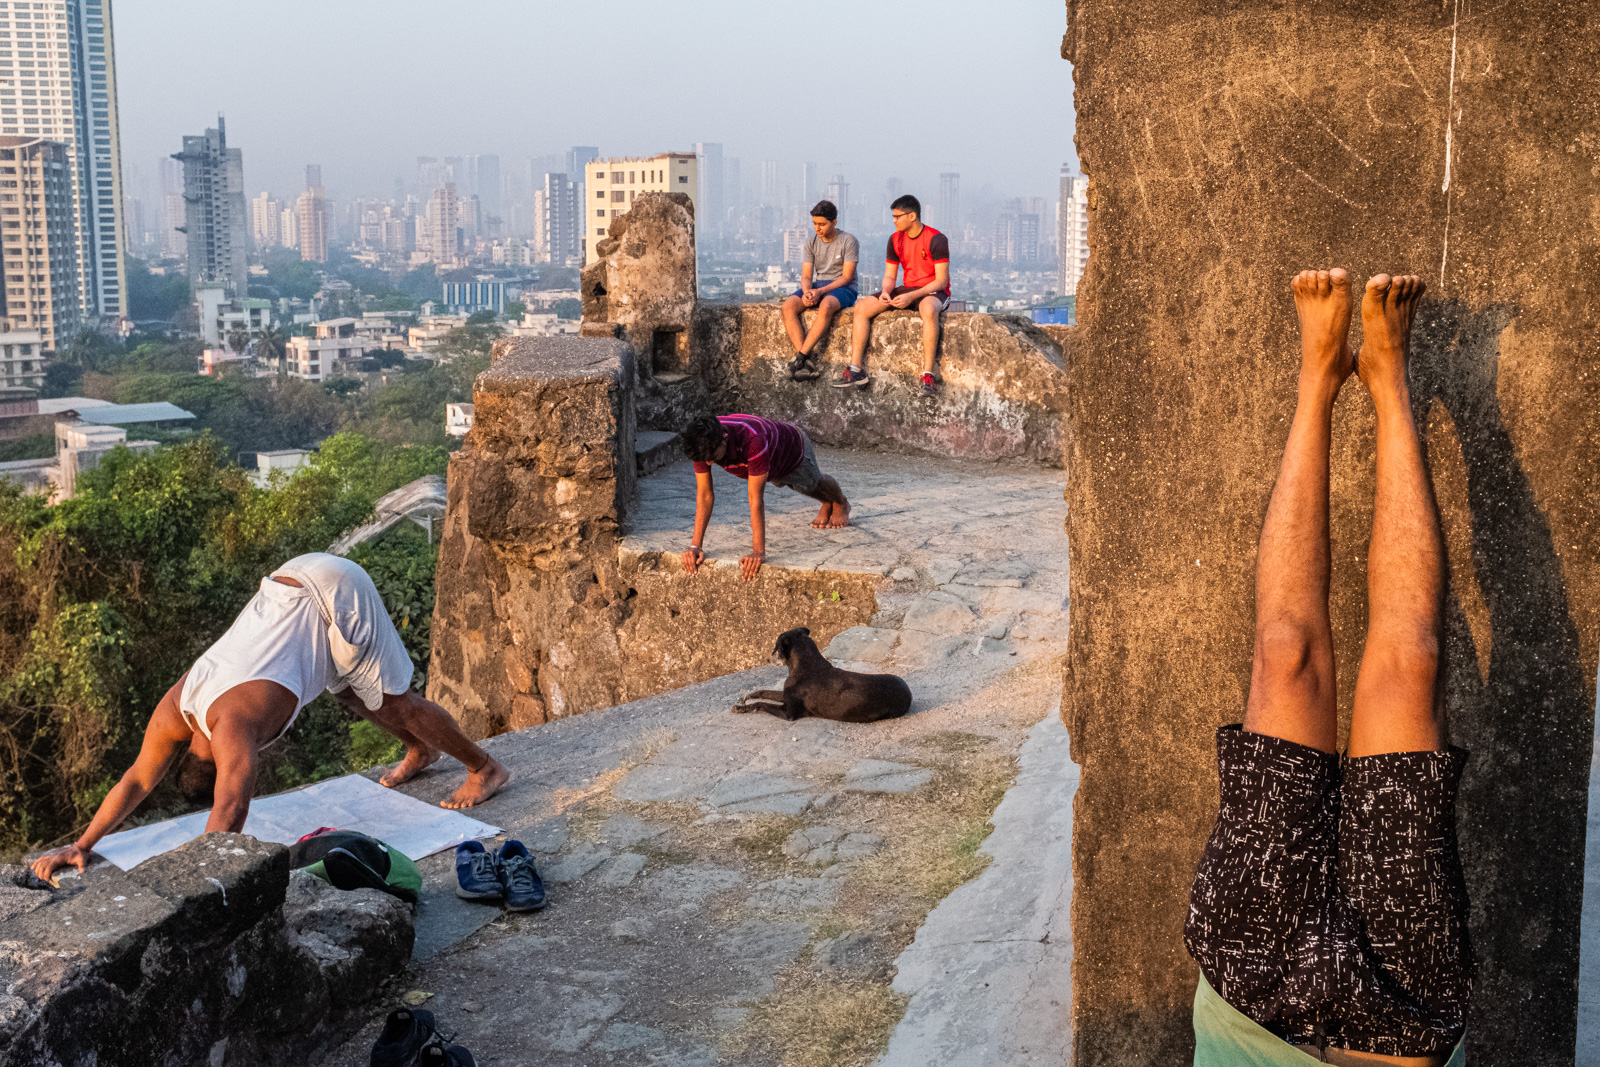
[{"x1": 117, "y1": 0, "x2": 1076, "y2": 212}]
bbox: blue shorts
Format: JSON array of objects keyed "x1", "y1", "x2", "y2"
[{"x1": 792, "y1": 284, "x2": 857, "y2": 310}]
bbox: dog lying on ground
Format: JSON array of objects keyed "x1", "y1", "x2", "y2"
[{"x1": 733, "y1": 627, "x2": 913, "y2": 722}]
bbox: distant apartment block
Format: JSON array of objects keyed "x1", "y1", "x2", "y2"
[
  {"x1": 251, "y1": 192, "x2": 281, "y2": 248},
  {"x1": 195, "y1": 285, "x2": 271, "y2": 349},
  {"x1": 939, "y1": 172, "x2": 960, "y2": 230},
  {"x1": 0, "y1": 136, "x2": 79, "y2": 352},
  {"x1": 297, "y1": 166, "x2": 328, "y2": 263},
  {"x1": 279, "y1": 204, "x2": 298, "y2": 249},
  {"x1": 533, "y1": 171, "x2": 579, "y2": 267},
  {"x1": 174, "y1": 117, "x2": 247, "y2": 298},
  {"x1": 285, "y1": 317, "x2": 367, "y2": 381},
  {"x1": 441, "y1": 280, "x2": 503, "y2": 316},
  {"x1": 0, "y1": 321, "x2": 44, "y2": 389},
  {"x1": 782, "y1": 225, "x2": 808, "y2": 265},
  {"x1": 445, "y1": 402, "x2": 473, "y2": 438},
  {"x1": 419, "y1": 182, "x2": 459, "y2": 266},
  {"x1": 582, "y1": 152, "x2": 697, "y2": 265},
  {"x1": 1059, "y1": 168, "x2": 1089, "y2": 296}
]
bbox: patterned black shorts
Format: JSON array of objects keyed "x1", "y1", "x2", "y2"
[{"x1": 1184, "y1": 725, "x2": 1473, "y2": 1057}]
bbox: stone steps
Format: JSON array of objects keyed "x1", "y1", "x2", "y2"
[{"x1": 634, "y1": 429, "x2": 683, "y2": 477}]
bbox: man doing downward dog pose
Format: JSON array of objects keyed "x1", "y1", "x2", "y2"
[
  {"x1": 32, "y1": 553, "x2": 510, "y2": 882},
  {"x1": 1185, "y1": 270, "x2": 1470, "y2": 1065}
]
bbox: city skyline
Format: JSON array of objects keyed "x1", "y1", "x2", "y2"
[{"x1": 114, "y1": 0, "x2": 1076, "y2": 214}]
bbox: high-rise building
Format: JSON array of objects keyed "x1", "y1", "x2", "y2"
[
  {"x1": 760, "y1": 159, "x2": 779, "y2": 204},
  {"x1": 724, "y1": 156, "x2": 741, "y2": 216},
  {"x1": 250, "y1": 192, "x2": 281, "y2": 248},
  {"x1": 422, "y1": 182, "x2": 459, "y2": 265},
  {"x1": 801, "y1": 162, "x2": 817, "y2": 207},
  {"x1": 0, "y1": 2, "x2": 129, "y2": 319},
  {"x1": 582, "y1": 152, "x2": 698, "y2": 266},
  {"x1": 939, "y1": 173, "x2": 960, "y2": 230},
  {"x1": 296, "y1": 167, "x2": 327, "y2": 263},
  {"x1": 1059, "y1": 168, "x2": 1090, "y2": 295},
  {"x1": 0, "y1": 137, "x2": 79, "y2": 351},
  {"x1": 173, "y1": 117, "x2": 246, "y2": 298},
  {"x1": 278, "y1": 205, "x2": 298, "y2": 250},
  {"x1": 467, "y1": 154, "x2": 500, "y2": 219},
  {"x1": 417, "y1": 156, "x2": 446, "y2": 195},
  {"x1": 565, "y1": 146, "x2": 598, "y2": 178},
  {"x1": 694, "y1": 142, "x2": 722, "y2": 239},
  {"x1": 533, "y1": 171, "x2": 579, "y2": 266},
  {"x1": 825, "y1": 174, "x2": 849, "y2": 224},
  {"x1": 993, "y1": 203, "x2": 1041, "y2": 265},
  {"x1": 159, "y1": 157, "x2": 183, "y2": 258}
]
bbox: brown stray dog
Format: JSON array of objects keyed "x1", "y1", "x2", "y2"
[{"x1": 733, "y1": 627, "x2": 913, "y2": 722}]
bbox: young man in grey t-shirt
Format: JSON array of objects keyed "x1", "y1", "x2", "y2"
[{"x1": 781, "y1": 200, "x2": 859, "y2": 380}]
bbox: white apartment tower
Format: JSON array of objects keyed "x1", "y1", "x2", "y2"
[
  {"x1": 250, "y1": 191, "x2": 280, "y2": 248},
  {"x1": 173, "y1": 117, "x2": 246, "y2": 299},
  {"x1": 1059, "y1": 167, "x2": 1089, "y2": 296},
  {"x1": 939, "y1": 173, "x2": 960, "y2": 230},
  {"x1": 297, "y1": 162, "x2": 326, "y2": 263},
  {"x1": 422, "y1": 181, "x2": 459, "y2": 265},
  {"x1": 0, "y1": 0, "x2": 129, "y2": 320},
  {"x1": 581, "y1": 152, "x2": 697, "y2": 266}
]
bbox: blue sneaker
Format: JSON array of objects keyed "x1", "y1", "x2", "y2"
[
  {"x1": 831, "y1": 365, "x2": 870, "y2": 388},
  {"x1": 496, "y1": 840, "x2": 546, "y2": 912},
  {"x1": 455, "y1": 841, "x2": 503, "y2": 902}
]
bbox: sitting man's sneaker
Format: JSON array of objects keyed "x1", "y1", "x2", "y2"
[
  {"x1": 455, "y1": 840, "x2": 503, "y2": 902},
  {"x1": 420, "y1": 1043, "x2": 477, "y2": 1066},
  {"x1": 920, "y1": 372, "x2": 939, "y2": 397},
  {"x1": 496, "y1": 839, "x2": 547, "y2": 912},
  {"x1": 787, "y1": 354, "x2": 816, "y2": 381},
  {"x1": 371, "y1": 1007, "x2": 438, "y2": 1067},
  {"x1": 832, "y1": 366, "x2": 870, "y2": 388}
]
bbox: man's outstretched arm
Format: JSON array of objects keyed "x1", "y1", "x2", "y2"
[{"x1": 30, "y1": 677, "x2": 191, "y2": 881}]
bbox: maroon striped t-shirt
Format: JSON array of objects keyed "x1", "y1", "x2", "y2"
[{"x1": 692, "y1": 414, "x2": 805, "y2": 481}]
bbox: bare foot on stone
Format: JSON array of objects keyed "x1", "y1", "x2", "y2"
[
  {"x1": 442, "y1": 756, "x2": 511, "y2": 809},
  {"x1": 1290, "y1": 268, "x2": 1354, "y2": 387},
  {"x1": 812, "y1": 503, "x2": 832, "y2": 528},
  {"x1": 1357, "y1": 272, "x2": 1425, "y2": 404},
  {"x1": 380, "y1": 743, "x2": 441, "y2": 788},
  {"x1": 825, "y1": 501, "x2": 851, "y2": 529}
]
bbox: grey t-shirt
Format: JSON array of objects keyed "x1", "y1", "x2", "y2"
[{"x1": 803, "y1": 230, "x2": 860, "y2": 284}]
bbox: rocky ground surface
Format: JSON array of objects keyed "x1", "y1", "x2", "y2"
[{"x1": 320, "y1": 452, "x2": 1074, "y2": 1067}]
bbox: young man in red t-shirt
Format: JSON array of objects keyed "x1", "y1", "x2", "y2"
[
  {"x1": 677, "y1": 413, "x2": 851, "y2": 580},
  {"x1": 836, "y1": 194, "x2": 951, "y2": 396}
]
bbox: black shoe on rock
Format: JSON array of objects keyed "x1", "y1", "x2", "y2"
[{"x1": 420, "y1": 1042, "x2": 477, "y2": 1067}]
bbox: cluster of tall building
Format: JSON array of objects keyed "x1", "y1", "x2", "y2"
[{"x1": 0, "y1": 0, "x2": 131, "y2": 358}]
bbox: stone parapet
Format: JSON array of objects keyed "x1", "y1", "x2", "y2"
[
  {"x1": 0, "y1": 833, "x2": 411, "y2": 1066},
  {"x1": 708, "y1": 305, "x2": 1068, "y2": 467}
]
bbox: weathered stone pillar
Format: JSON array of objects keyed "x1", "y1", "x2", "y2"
[
  {"x1": 428, "y1": 336, "x2": 637, "y2": 735},
  {"x1": 1063, "y1": 3, "x2": 1599, "y2": 1064}
]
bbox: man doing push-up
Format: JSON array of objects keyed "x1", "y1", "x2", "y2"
[{"x1": 1184, "y1": 269, "x2": 1470, "y2": 1065}]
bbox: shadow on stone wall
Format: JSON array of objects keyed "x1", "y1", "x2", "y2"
[{"x1": 1414, "y1": 301, "x2": 1590, "y2": 1058}]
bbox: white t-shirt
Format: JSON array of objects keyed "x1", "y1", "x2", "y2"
[{"x1": 178, "y1": 553, "x2": 414, "y2": 746}]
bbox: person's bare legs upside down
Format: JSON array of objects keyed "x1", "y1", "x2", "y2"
[{"x1": 1188, "y1": 269, "x2": 1467, "y2": 1066}]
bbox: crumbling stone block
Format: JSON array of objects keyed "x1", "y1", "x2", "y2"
[
  {"x1": 0, "y1": 833, "x2": 412, "y2": 1066},
  {"x1": 1063, "y1": 3, "x2": 1600, "y2": 1063}
]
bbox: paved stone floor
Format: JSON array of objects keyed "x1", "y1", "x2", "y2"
[{"x1": 319, "y1": 451, "x2": 1076, "y2": 1066}]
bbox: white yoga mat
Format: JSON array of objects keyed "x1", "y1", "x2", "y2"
[{"x1": 93, "y1": 773, "x2": 501, "y2": 871}]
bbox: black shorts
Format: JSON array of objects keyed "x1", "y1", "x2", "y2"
[{"x1": 1184, "y1": 725, "x2": 1473, "y2": 1057}]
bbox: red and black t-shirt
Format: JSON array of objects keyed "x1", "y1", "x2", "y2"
[
  {"x1": 886, "y1": 225, "x2": 951, "y2": 296},
  {"x1": 691, "y1": 414, "x2": 805, "y2": 481}
]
